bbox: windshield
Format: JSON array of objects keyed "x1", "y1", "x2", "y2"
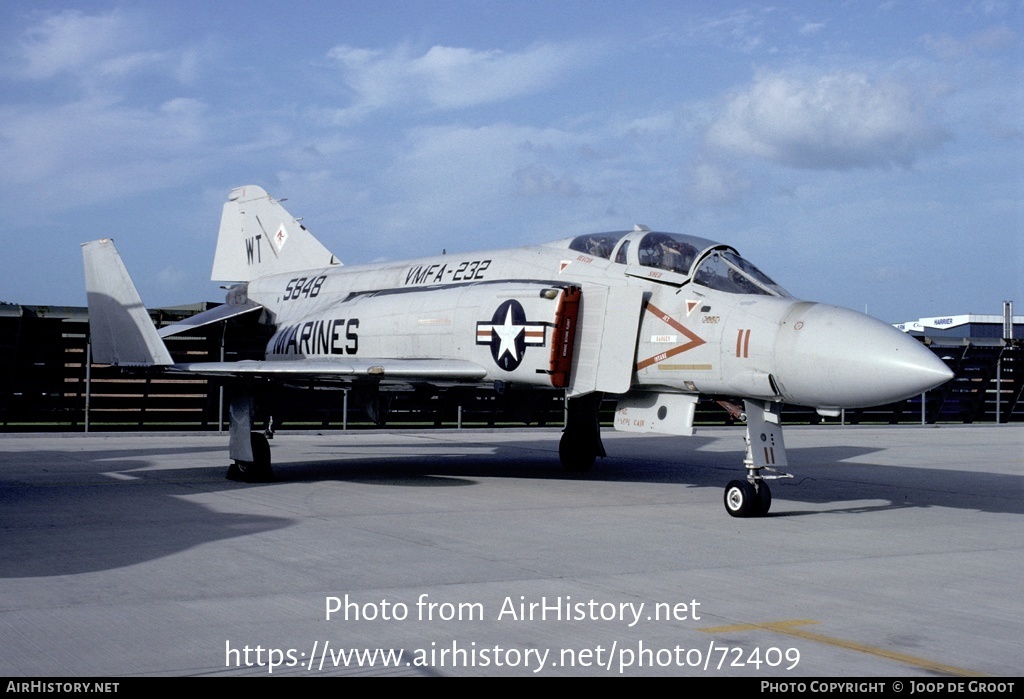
[{"x1": 693, "y1": 250, "x2": 791, "y2": 297}]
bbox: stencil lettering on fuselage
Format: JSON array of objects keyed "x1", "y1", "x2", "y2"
[
  {"x1": 636, "y1": 302, "x2": 706, "y2": 370},
  {"x1": 269, "y1": 318, "x2": 359, "y2": 356}
]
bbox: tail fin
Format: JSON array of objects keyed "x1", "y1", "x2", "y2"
[
  {"x1": 82, "y1": 239, "x2": 173, "y2": 366},
  {"x1": 211, "y1": 185, "x2": 341, "y2": 282}
]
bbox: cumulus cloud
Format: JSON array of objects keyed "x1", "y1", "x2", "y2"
[
  {"x1": 707, "y1": 71, "x2": 950, "y2": 170},
  {"x1": 325, "y1": 41, "x2": 592, "y2": 121}
]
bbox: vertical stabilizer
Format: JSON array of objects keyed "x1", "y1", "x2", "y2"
[
  {"x1": 211, "y1": 185, "x2": 341, "y2": 282},
  {"x1": 82, "y1": 239, "x2": 173, "y2": 366}
]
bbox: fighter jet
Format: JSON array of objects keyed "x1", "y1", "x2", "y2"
[{"x1": 82, "y1": 185, "x2": 953, "y2": 516}]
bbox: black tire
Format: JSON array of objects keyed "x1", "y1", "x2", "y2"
[
  {"x1": 756, "y1": 481, "x2": 772, "y2": 516},
  {"x1": 227, "y1": 432, "x2": 273, "y2": 482},
  {"x1": 724, "y1": 479, "x2": 759, "y2": 518},
  {"x1": 559, "y1": 431, "x2": 596, "y2": 472}
]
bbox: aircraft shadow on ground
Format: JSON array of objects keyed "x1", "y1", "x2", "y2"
[
  {"x1": 1, "y1": 435, "x2": 1020, "y2": 579},
  {"x1": 273, "y1": 435, "x2": 1024, "y2": 517},
  {"x1": 0, "y1": 447, "x2": 292, "y2": 579}
]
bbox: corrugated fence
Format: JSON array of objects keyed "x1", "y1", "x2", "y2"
[{"x1": 1, "y1": 303, "x2": 1021, "y2": 431}]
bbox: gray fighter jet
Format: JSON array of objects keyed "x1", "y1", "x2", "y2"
[{"x1": 82, "y1": 185, "x2": 952, "y2": 516}]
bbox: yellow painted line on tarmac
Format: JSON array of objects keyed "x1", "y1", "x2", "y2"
[{"x1": 699, "y1": 620, "x2": 984, "y2": 677}]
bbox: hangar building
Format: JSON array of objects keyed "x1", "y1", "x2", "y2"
[{"x1": 895, "y1": 312, "x2": 1023, "y2": 342}]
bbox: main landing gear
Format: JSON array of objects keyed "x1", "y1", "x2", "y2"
[
  {"x1": 225, "y1": 387, "x2": 275, "y2": 483},
  {"x1": 723, "y1": 399, "x2": 792, "y2": 518},
  {"x1": 226, "y1": 430, "x2": 273, "y2": 482},
  {"x1": 559, "y1": 392, "x2": 605, "y2": 472}
]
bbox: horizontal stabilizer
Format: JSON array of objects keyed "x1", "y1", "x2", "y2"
[
  {"x1": 82, "y1": 239, "x2": 173, "y2": 366},
  {"x1": 158, "y1": 302, "x2": 263, "y2": 338}
]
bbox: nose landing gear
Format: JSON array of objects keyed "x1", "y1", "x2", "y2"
[{"x1": 723, "y1": 399, "x2": 792, "y2": 517}]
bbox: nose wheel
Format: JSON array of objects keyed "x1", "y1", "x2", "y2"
[
  {"x1": 724, "y1": 479, "x2": 772, "y2": 518},
  {"x1": 723, "y1": 399, "x2": 791, "y2": 518}
]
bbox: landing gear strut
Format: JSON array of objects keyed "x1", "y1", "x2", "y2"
[
  {"x1": 723, "y1": 399, "x2": 791, "y2": 517},
  {"x1": 227, "y1": 431, "x2": 273, "y2": 482},
  {"x1": 225, "y1": 386, "x2": 274, "y2": 482},
  {"x1": 559, "y1": 392, "x2": 605, "y2": 472}
]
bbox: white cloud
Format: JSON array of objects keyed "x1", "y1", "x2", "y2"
[
  {"x1": 921, "y1": 25, "x2": 1016, "y2": 59},
  {"x1": 8, "y1": 9, "x2": 201, "y2": 94},
  {"x1": 693, "y1": 8, "x2": 771, "y2": 53},
  {"x1": 384, "y1": 124, "x2": 563, "y2": 223},
  {"x1": 16, "y1": 9, "x2": 131, "y2": 81},
  {"x1": 355, "y1": 116, "x2": 703, "y2": 254},
  {"x1": 707, "y1": 70, "x2": 950, "y2": 170},
  {"x1": 357, "y1": 122, "x2": 606, "y2": 251},
  {"x1": 686, "y1": 162, "x2": 751, "y2": 205},
  {"x1": 513, "y1": 164, "x2": 581, "y2": 198},
  {"x1": 0, "y1": 10, "x2": 221, "y2": 220},
  {"x1": 325, "y1": 41, "x2": 593, "y2": 121},
  {"x1": 0, "y1": 95, "x2": 211, "y2": 215}
]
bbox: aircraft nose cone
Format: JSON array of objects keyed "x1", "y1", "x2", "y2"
[{"x1": 773, "y1": 303, "x2": 954, "y2": 408}]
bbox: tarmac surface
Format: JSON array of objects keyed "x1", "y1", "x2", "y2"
[{"x1": 0, "y1": 424, "x2": 1021, "y2": 677}]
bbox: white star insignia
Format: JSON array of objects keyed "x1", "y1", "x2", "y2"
[{"x1": 492, "y1": 306, "x2": 525, "y2": 362}]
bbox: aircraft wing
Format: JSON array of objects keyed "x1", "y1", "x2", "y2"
[{"x1": 169, "y1": 357, "x2": 488, "y2": 382}]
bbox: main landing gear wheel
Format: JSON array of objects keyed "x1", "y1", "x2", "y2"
[
  {"x1": 559, "y1": 392, "x2": 605, "y2": 473},
  {"x1": 559, "y1": 431, "x2": 598, "y2": 472},
  {"x1": 723, "y1": 480, "x2": 771, "y2": 518},
  {"x1": 227, "y1": 431, "x2": 273, "y2": 483}
]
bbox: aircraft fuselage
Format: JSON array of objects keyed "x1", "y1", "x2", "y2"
[{"x1": 243, "y1": 230, "x2": 949, "y2": 411}]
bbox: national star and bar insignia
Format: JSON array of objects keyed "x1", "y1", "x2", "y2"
[{"x1": 476, "y1": 299, "x2": 547, "y2": 371}]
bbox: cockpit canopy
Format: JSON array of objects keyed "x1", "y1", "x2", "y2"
[{"x1": 564, "y1": 229, "x2": 790, "y2": 297}]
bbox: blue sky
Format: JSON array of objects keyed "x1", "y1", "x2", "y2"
[{"x1": 1, "y1": 0, "x2": 1020, "y2": 323}]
